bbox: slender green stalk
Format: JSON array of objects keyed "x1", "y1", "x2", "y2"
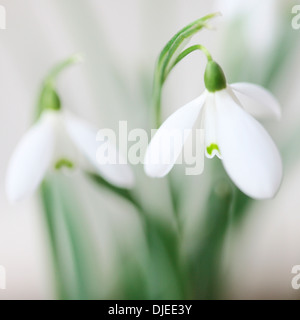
[
  {"x1": 57, "y1": 188, "x2": 90, "y2": 299},
  {"x1": 151, "y1": 14, "x2": 217, "y2": 238},
  {"x1": 35, "y1": 54, "x2": 83, "y2": 120},
  {"x1": 87, "y1": 172, "x2": 186, "y2": 299},
  {"x1": 189, "y1": 179, "x2": 234, "y2": 299},
  {"x1": 153, "y1": 12, "x2": 220, "y2": 127},
  {"x1": 40, "y1": 180, "x2": 68, "y2": 299},
  {"x1": 87, "y1": 172, "x2": 142, "y2": 211},
  {"x1": 41, "y1": 175, "x2": 103, "y2": 300},
  {"x1": 167, "y1": 174, "x2": 181, "y2": 235},
  {"x1": 167, "y1": 44, "x2": 212, "y2": 78},
  {"x1": 46, "y1": 54, "x2": 83, "y2": 84}
]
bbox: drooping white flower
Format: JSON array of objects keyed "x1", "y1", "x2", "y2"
[
  {"x1": 6, "y1": 109, "x2": 135, "y2": 202},
  {"x1": 144, "y1": 60, "x2": 282, "y2": 199}
]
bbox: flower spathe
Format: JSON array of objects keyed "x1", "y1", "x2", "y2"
[
  {"x1": 144, "y1": 61, "x2": 282, "y2": 199},
  {"x1": 6, "y1": 109, "x2": 135, "y2": 202}
]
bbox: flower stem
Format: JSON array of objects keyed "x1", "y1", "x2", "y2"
[
  {"x1": 188, "y1": 178, "x2": 234, "y2": 299},
  {"x1": 167, "y1": 173, "x2": 182, "y2": 235},
  {"x1": 165, "y1": 44, "x2": 213, "y2": 81},
  {"x1": 36, "y1": 54, "x2": 83, "y2": 120},
  {"x1": 45, "y1": 53, "x2": 83, "y2": 85},
  {"x1": 40, "y1": 180, "x2": 68, "y2": 300},
  {"x1": 173, "y1": 44, "x2": 212, "y2": 67},
  {"x1": 152, "y1": 12, "x2": 220, "y2": 128},
  {"x1": 87, "y1": 172, "x2": 186, "y2": 298},
  {"x1": 41, "y1": 175, "x2": 103, "y2": 300}
]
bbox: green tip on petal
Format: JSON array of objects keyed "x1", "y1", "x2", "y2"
[
  {"x1": 206, "y1": 143, "x2": 221, "y2": 156},
  {"x1": 54, "y1": 158, "x2": 74, "y2": 170},
  {"x1": 204, "y1": 61, "x2": 227, "y2": 92}
]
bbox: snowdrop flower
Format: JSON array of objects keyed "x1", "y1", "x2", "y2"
[
  {"x1": 6, "y1": 87, "x2": 134, "y2": 203},
  {"x1": 144, "y1": 60, "x2": 282, "y2": 199}
]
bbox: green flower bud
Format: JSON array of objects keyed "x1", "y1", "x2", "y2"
[{"x1": 204, "y1": 61, "x2": 227, "y2": 92}]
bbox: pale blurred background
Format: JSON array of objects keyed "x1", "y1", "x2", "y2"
[{"x1": 0, "y1": 0, "x2": 300, "y2": 299}]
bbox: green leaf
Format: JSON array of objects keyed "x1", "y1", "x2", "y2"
[
  {"x1": 87, "y1": 172, "x2": 140, "y2": 210},
  {"x1": 188, "y1": 179, "x2": 234, "y2": 299},
  {"x1": 87, "y1": 172, "x2": 186, "y2": 299},
  {"x1": 40, "y1": 175, "x2": 103, "y2": 300},
  {"x1": 40, "y1": 179, "x2": 69, "y2": 300}
]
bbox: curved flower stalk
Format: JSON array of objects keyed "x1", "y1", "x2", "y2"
[
  {"x1": 6, "y1": 55, "x2": 134, "y2": 202},
  {"x1": 152, "y1": 12, "x2": 221, "y2": 127},
  {"x1": 144, "y1": 54, "x2": 282, "y2": 199}
]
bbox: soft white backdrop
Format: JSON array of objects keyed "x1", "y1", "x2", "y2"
[{"x1": 0, "y1": 0, "x2": 300, "y2": 299}]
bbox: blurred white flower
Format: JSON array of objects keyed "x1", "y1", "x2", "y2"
[
  {"x1": 144, "y1": 61, "x2": 282, "y2": 199},
  {"x1": 215, "y1": 0, "x2": 281, "y2": 55},
  {"x1": 6, "y1": 110, "x2": 135, "y2": 202}
]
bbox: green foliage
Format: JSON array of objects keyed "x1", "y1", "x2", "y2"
[{"x1": 152, "y1": 13, "x2": 220, "y2": 127}]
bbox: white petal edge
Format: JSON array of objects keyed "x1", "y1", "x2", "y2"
[
  {"x1": 230, "y1": 82, "x2": 281, "y2": 120},
  {"x1": 6, "y1": 112, "x2": 56, "y2": 202},
  {"x1": 64, "y1": 112, "x2": 135, "y2": 189},
  {"x1": 215, "y1": 89, "x2": 282, "y2": 199},
  {"x1": 144, "y1": 93, "x2": 206, "y2": 178}
]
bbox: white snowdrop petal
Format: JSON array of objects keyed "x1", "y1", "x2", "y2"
[
  {"x1": 64, "y1": 113, "x2": 135, "y2": 188},
  {"x1": 215, "y1": 89, "x2": 282, "y2": 199},
  {"x1": 230, "y1": 82, "x2": 281, "y2": 120},
  {"x1": 51, "y1": 114, "x2": 79, "y2": 167},
  {"x1": 144, "y1": 94, "x2": 206, "y2": 177},
  {"x1": 6, "y1": 112, "x2": 55, "y2": 202},
  {"x1": 203, "y1": 93, "x2": 222, "y2": 159}
]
